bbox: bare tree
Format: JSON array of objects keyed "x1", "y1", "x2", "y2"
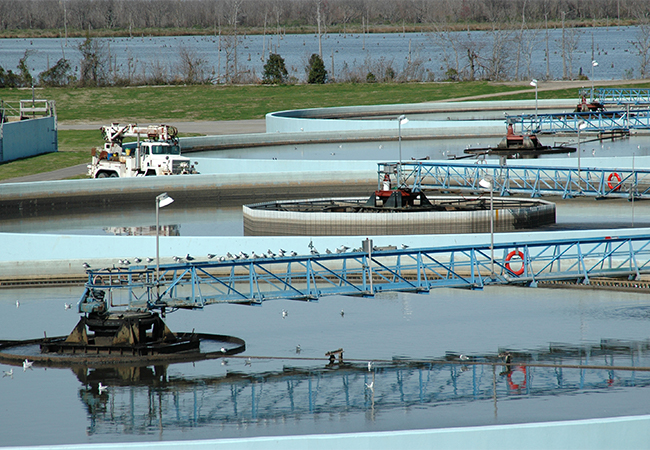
[{"x1": 630, "y1": 13, "x2": 650, "y2": 78}]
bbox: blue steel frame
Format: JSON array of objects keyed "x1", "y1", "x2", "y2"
[
  {"x1": 389, "y1": 161, "x2": 648, "y2": 199},
  {"x1": 507, "y1": 110, "x2": 650, "y2": 134},
  {"x1": 579, "y1": 88, "x2": 650, "y2": 106},
  {"x1": 82, "y1": 234, "x2": 650, "y2": 311}
]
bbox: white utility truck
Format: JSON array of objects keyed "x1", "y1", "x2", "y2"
[{"x1": 87, "y1": 123, "x2": 198, "y2": 178}]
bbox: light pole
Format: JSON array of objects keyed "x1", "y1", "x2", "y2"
[
  {"x1": 156, "y1": 192, "x2": 174, "y2": 301},
  {"x1": 590, "y1": 60, "x2": 598, "y2": 102},
  {"x1": 397, "y1": 114, "x2": 409, "y2": 187},
  {"x1": 577, "y1": 120, "x2": 587, "y2": 190},
  {"x1": 479, "y1": 177, "x2": 494, "y2": 279},
  {"x1": 530, "y1": 79, "x2": 538, "y2": 121}
]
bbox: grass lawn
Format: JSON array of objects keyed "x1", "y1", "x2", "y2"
[
  {"x1": 2, "y1": 80, "x2": 650, "y2": 180},
  {"x1": 1, "y1": 82, "x2": 530, "y2": 123}
]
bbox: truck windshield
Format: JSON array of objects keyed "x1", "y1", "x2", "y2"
[{"x1": 150, "y1": 144, "x2": 181, "y2": 155}]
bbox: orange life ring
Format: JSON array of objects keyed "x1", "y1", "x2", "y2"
[
  {"x1": 607, "y1": 172, "x2": 621, "y2": 191},
  {"x1": 505, "y1": 250, "x2": 525, "y2": 276},
  {"x1": 507, "y1": 366, "x2": 527, "y2": 390}
]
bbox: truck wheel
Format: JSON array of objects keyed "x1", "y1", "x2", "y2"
[
  {"x1": 109, "y1": 173, "x2": 118, "y2": 178},
  {"x1": 96, "y1": 172, "x2": 108, "y2": 178}
]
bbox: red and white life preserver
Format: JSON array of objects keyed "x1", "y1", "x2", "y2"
[
  {"x1": 607, "y1": 172, "x2": 622, "y2": 191},
  {"x1": 505, "y1": 250, "x2": 525, "y2": 276},
  {"x1": 507, "y1": 366, "x2": 527, "y2": 390}
]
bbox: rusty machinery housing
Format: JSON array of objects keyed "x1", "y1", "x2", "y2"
[{"x1": 0, "y1": 289, "x2": 245, "y2": 366}]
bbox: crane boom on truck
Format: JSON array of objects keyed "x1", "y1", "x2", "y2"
[{"x1": 88, "y1": 123, "x2": 198, "y2": 178}]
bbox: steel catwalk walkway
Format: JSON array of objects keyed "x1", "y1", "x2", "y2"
[
  {"x1": 83, "y1": 234, "x2": 650, "y2": 311},
  {"x1": 390, "y1": 161, "x2": 648, "y2": 199},
  {"x1": 580, "y1": 88, "x2": 650, "y2": 106},
  {"x1": 507, "y1": 109, "x2": 649, "y2": 134}
]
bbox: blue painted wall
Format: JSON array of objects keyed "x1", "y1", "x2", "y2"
[{"x1": 0, "y1": 116, "x2": 57, "y2": 162}]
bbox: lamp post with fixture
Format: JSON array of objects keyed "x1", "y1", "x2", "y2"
[
  {"x1": 156, "y1": 192, "x2": 174, "y2": 301},
  {"x1": 479, "y1": 177, "x2": 495, "y2": 279}
]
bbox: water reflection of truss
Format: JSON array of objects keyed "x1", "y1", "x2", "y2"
[{"x1": 76, "y1": 339, "x2": 650, "y2": 435}]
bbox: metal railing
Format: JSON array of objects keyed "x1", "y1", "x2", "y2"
[
  {"x1": 390, "y1": 161, "x2": 647, "y2": 199},
  {"x1": 82, "y1": 234, "x2": 650, "y2": 311}
]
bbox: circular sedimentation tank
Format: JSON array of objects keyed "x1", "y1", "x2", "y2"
[{"x1": 243, "y1": 195, "x2": 556, "y2": 236}]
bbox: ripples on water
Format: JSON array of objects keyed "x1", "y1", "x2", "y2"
[{"x1": 2, "y1": 286, "x2": 650, "y2": 445}]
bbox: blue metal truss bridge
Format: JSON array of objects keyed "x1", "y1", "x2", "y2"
[
  {"x1": 391, "y1": 161, "x2": 647, "y2": 200},
  {"x1": 81, "y1": 233, "x2": 650, "y2": 312},
  {"x1": 508, "y1": 88, "x2": 650, "y2": 134},
  {"x1": 580, "y1": 88, "x2": 650, "y2": 106}
]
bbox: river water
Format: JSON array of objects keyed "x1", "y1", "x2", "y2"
[{"x1": 0, "y1": 26, "x2": 645, "y2": 82}]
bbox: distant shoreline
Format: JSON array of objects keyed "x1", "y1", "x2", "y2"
[{"x1": 0, "y1": 19, "x2": 641, "y2": 40}]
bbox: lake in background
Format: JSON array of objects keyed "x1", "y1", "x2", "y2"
[{"x1": 0, "y1": 26, "x2": 645, "y2": 83}]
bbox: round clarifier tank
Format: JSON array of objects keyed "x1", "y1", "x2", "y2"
[{"x1": 243, "y1": 195, "x2": 556, "y2": 236}]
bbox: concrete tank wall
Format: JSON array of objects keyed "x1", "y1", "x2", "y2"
[
  {"x1": 0, "y1": 116, "x2": 57, "y2": 162},
  {"x1": 243, "y1": 196, "x2": 556, "y2": 236},
  {"x1": 265, "y1": 100, "x2": 575, "y2": 135}
]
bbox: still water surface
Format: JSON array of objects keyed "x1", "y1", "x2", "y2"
[
  {"x1": 2, "y1": 135, "x2": 650, "y2": 445},
  {"x1": 2, "y1": 286, "x2": 650, "y2": 446}
]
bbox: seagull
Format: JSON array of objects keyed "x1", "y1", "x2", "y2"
[
  {"x1": 64, "y1": 303, "x2": 72, "y2": 310},
  {"x1": 119, "y1": 259, "x2": 130, "y2": 265},
  {"x1": 401, "y1": 244, "x2": 409, "y2": 249},
  {"x1": 207, "y1": 253, "x2": 216, "y2": 259},
  {"x1": 267, "y1": 249, "x2": 276, "y2": 258},
  {"x1": 220, "y1": 347, "x2": 227, "y2": 354},
  {"x1": 15, "y1": 300, "x2": 19, "y2": 308},
  {"x1": 185, "y1": 253, "x2": 195, "y2": 261},
  {"x1": 278, "y1": 249, "x2": 286, "y2": 257},
  {"x1": 310, "y1": 248, "x2": 319, "y2": 256},
  {"x1": 226, "y1": 252, "x2": 235, "y2": 259},
  {"x1": 23, "y1": 359, "x2": 33, "y2": 371},
  {"x1": 251, "y1": 251, "x2": 261, "y2": 259},
  {"x1": 336, "y1": 245, "x2": 350, "y2": 254},
  {"x1": 282, "y1": 309, "x2": 288, "y2": 319},
  {"x1": 325, "y1": 248, "x2": 332, "y2": 254},
  {"x1": 368, "y1": 361, "x2": 373, "y2": 372},
  {"x1": 245, "y1": 358, "x2": 252, "y2": 366},
  {"x1": 459, "y1": 354, "x2": 470, "y2": 361},
  {"x1": 98, "y1": 382, "x2": 108, "y2": 393},
  {"x1": 133, "y1": 257, "x2": 142, "y2": 263},
  {"x1": 290, "y1": 251, "x2": 298, "y2": 257},
  {"x1": 146, "y1": 257, "x2": 155, "y2": 263},
  {"x1": 340, "y1": 309, "x2": 345, "y2": 317},
  {"x1": 365, "y1": 381, "x2": 374, "y2": 392},
  {"x1": 173, "y1": 256, "x2": 182, "y2": 263},
  {"x1": 3, "y1": 369, "x2": 13, "y2": 378},
  {"x1": 82, "y1": 262, "x2": 91, "y2": 270},
  {"x1": 238, "y1": 251, "x2": 249, "y2": 260},
  {"x1": 218, "y1": 256, "x2": 226, "y2": 262},
  {"x1": 295, "y1": 344, "x2": 301, "y2": 354},
  {"x1": 221, "y1": 359, "x2": 229, "y2": 366}
]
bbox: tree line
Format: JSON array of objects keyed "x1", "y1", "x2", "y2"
[{"x1": 0, "y1": 0, "x2": 649, "y2": 35}]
